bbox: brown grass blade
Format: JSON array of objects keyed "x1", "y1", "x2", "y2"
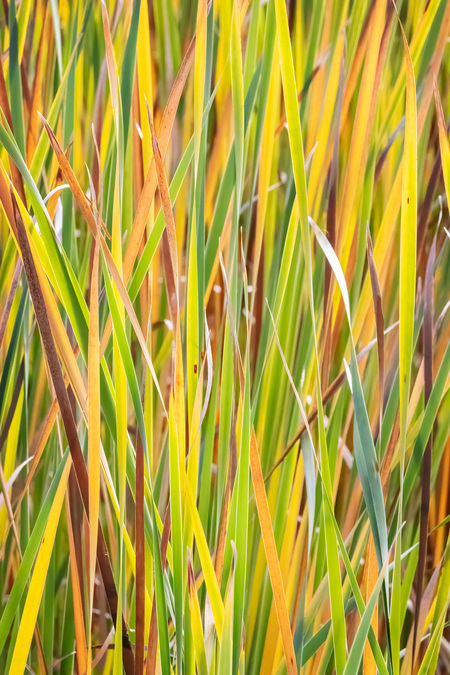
[{"x1": 38, "y1": 112, "x2": 168, "y2": 415}]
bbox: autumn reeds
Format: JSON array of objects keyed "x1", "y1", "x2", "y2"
[{"x1": 0, "y1": 1, "x2": 449, "y2": 674}]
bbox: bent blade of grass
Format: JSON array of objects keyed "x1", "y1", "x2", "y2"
[{"x1": 310, "y1": 218, "x2": 388, "y2": 568}]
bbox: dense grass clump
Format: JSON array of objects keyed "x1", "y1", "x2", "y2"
[{"x1": 0, "y1": 0, "x2": 449, "y2": 673}]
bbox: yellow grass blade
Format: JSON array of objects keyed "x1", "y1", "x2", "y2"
[
  {"x1": 8, "y1": 453, "x2": 72, "y2": 675},
  {"x1": 391, "y1": 15, "x2": 417, "y2": 675},
  {"x1": 194, "y1": 0, "x2": 207, "y2": 170},
  {"x1": 185, "y1": 480, "x2": 224, "y2": 640}
]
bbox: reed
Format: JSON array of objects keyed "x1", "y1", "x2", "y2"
[{"x1": 0, "y1": 1, "x2": 449, "y2": 673}]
